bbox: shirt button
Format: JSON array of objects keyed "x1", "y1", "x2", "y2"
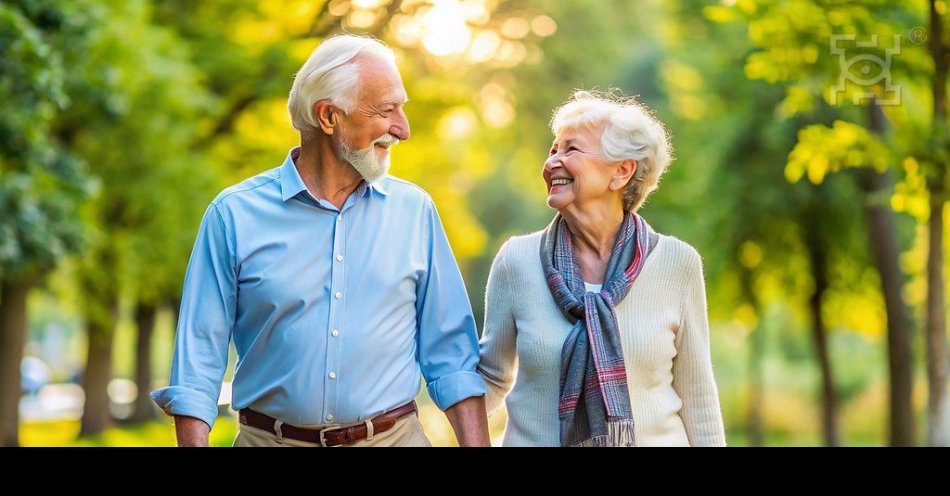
[
  {"x1": 334, "y1": 292, "x2": 342, "y2": 299},
  {"x1": 331, "y1": 329, "x2": 340, "y2": 337},
  {"x1": 328, "y1": 372, "x2": 336, "y2": 380},
  {"x1": 336, "y1": 254, "x2": 343, "y2": 262},
  {"x1": 326, "y1": 414, "x2": 334, "y2": 422},
  {"x1": 336, "y1": 216, "x2": 342, "y2": 223}
]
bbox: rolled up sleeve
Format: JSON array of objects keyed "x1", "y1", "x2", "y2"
[
  {"x1": 151, "y1": 204, "x2": 236, "y2": 430},
  {"x1": 416, "y1": 199, "x2": 486, "y2": 411}
]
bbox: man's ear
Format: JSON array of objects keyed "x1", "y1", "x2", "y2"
[
  {"x1": 314, "y1": 100, "x2": 337, "y2": 135},
  {"x1": 611, "y1": 159, "x2": 637, "y2": 191}
]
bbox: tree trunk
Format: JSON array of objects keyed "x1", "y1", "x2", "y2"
[
  {"x1": 926, "y1": 171, "x2": 949, "y2": 446},
  {"x1": 804, "y1": 220, "x2": 840, "y2": 446},
  {"x1": 0, "y1": 277, "x2": 33, "y2": 447},
  {"x1": 861, "y1": 102, "x2": 916, "y2": 447},
  {"x1": 741, "y1": 269, "x2": 764, "y2": 446},
  {"x1": 78, "y1": 245, "x2": 121, "y2": 437},
  {"x1": 80, "y1": 315, "x2": 116, "y2": 436},
  {"x1": 747, "y1": 327, "x2": 764, "y2": 446},
  {"x1": 131, "y1": 302, "x2": 157, "y2": 423},
  {"x1": 927, "y1": 0, "x2": 950, "y2": 447}
]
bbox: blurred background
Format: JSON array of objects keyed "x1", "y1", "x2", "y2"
[{"x1": 2, "y1": 0, "x2": 948, "y2": 447}]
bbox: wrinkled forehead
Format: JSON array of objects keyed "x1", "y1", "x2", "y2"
[
  {"x1": 355, "y1": 55, "x2": 408, "y2": 104},
  {"x1": 552, "y1": 122, "x2": 606, "y2": 147}
]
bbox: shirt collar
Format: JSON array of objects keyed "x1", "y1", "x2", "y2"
[
  {"x1": 280, "y1": 147, "x2": 389, "y2": 202},
  {"x1": 279, "y1": 147, "x2": 309, "y2": 202}
]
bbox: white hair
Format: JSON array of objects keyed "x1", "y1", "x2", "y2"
[
  {"x1": 288, "y1": 34, "x2": 398, "y2": 138},
  {"x1": 550, "y1": 90, "x2": 673, "y2": 212}
]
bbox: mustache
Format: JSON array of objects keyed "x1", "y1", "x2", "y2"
[{"x1": 373, "y1": 134, "x2": 399, "y2": 147}]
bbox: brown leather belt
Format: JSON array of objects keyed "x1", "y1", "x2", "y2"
[{"x1": 238, "y1": 401, "x2": 417, "y2": 447}]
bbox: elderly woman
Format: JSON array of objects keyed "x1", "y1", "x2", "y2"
[{"x1": 478, "y1": 91, "x2": 726, "y2": 447}]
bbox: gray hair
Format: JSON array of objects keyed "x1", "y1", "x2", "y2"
[
  {"x1": 550, "y1": 90, "x2": 673, "y2": 212},
  {"x1": 288, "y1": 34, "x2": 398, "y2": 138}
]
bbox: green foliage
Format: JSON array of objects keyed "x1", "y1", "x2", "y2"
[
  {"x1": 787, "y1": 120, "x2": 890, "y2": 184},
  {"x1": 0, "y1": 1, "x2": 89, "y2": 279}
]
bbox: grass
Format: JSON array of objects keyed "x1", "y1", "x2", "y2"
[
  {"x1": 20, "y1": 396, "x2": 506, "y2": 447},
  {"x1": 21, "y1": 416, "x2": 238, "y2": 447}
]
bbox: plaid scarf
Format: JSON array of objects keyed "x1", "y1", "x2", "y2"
[{"x1": 539, "y1": 212, "x2": 653, "y2": 447}]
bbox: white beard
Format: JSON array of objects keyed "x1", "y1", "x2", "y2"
[{"x1": 338, "y1": 133, "x2": 398, "y2": 184}]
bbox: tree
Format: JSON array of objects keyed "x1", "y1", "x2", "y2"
[
  {"x1": 56, "y1": 0, "x2": 214, "y2": 435},
  {"x1": 722, "y1": 0, "x2": 924, "y2": 446},
  {"x1": 924, "y1": 0, "x2": 950, "y2": 446},
  {"x1": 0, "y1": 0, "x2": 89, "y2": 447}
]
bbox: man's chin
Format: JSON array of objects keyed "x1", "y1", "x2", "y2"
[
  {"x1": 356, "y1": 161, "x2": 390, "y2": 184},
  {"x1": 375, "y1": 146, "x2": 393, "y2": 160},
  {"x1": 371, "y1": 164, "x2": 391, "y2": 183}
]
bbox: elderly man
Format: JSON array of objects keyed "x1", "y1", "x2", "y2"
[{"x1": 151, "y1": 35, "x2": 490, "y2": 447}]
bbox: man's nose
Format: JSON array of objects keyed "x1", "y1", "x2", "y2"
[{"x1": 391, "y1": 109, "x2": 410, "y2": 141}]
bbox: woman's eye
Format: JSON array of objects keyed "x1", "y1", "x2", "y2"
[
  {"x1": 567, "y1": 147, "x2": 579, "y2": 153},
  {"x1": 549, "y1": 148, "x2": 557, "y2": 156}
]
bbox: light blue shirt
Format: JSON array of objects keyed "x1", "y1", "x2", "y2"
[{"x1": 151, "y1": 148, "x2": 486, "y2": 429}]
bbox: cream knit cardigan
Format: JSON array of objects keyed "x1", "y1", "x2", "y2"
[{"x1": 478, "y1": 230, "x2": 727, "y2": 447}]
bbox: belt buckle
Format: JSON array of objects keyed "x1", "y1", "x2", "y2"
[{"x1": 319, "y1": 425, "x2": 347, "y2": 447}]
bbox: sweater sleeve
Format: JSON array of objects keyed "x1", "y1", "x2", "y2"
[
  {"x1": 477, "y1": 240, "x2": 519, "y2": 416},
  {"x1": 671, "y1": 249, "x2": 727, "y2": 446}
]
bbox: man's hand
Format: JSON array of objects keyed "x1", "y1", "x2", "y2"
[
  {"x1": 174, "y1": 415, "x2": 211, "y2": 447},
  {"x1": 444, "y1": 395, "x2": 491, "y2": 447}
]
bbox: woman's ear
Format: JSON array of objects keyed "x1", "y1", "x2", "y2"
[
  {"x1": 314, "y1": 100, "x2": 337, "y2": 135},
  {"x1": 611, "y1": 159, "x2": 637, "y2": 191}
]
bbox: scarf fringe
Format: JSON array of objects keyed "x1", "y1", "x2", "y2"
[{"x1": 572, "y1": 419, "x2": 637, "y2": 447}]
